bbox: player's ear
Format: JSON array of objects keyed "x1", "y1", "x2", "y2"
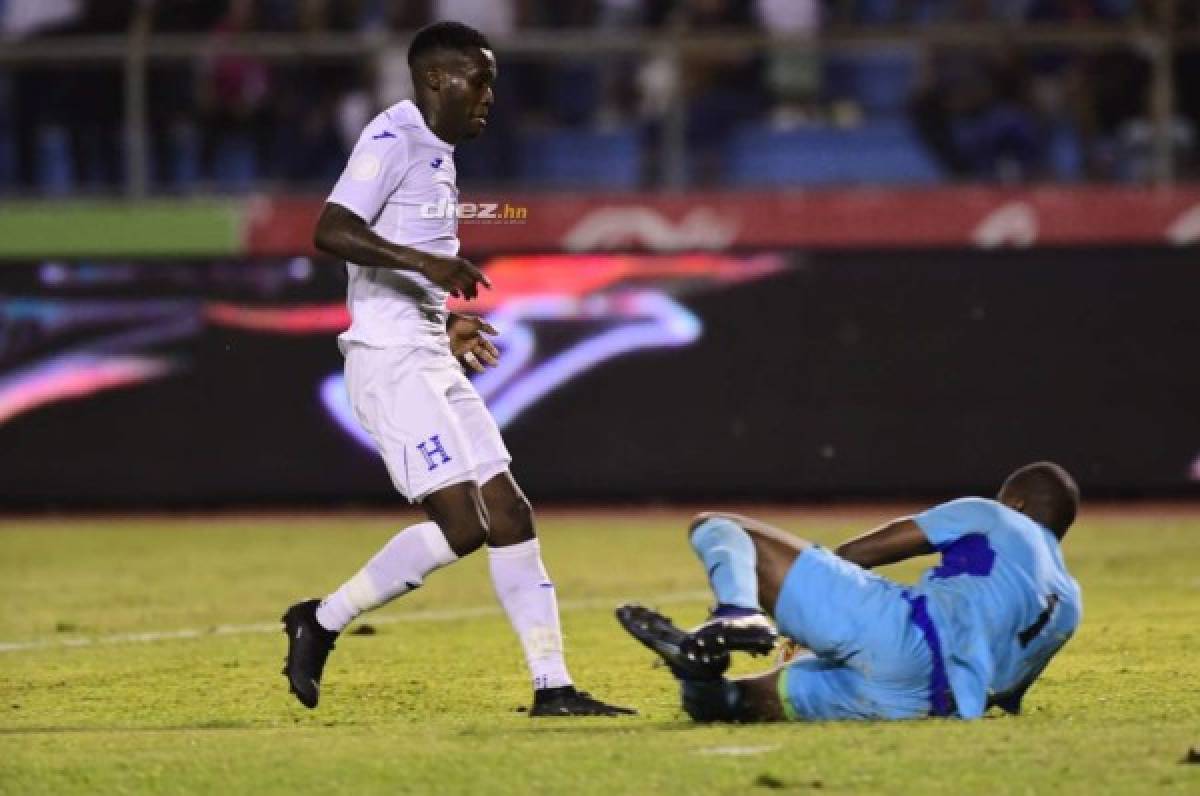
[
  {"x1": 412, "y1": 52, "x2": 443, "y2": 92},
  {"x1": 424, "y1": 65, "x2": 443, "y2": 92}
]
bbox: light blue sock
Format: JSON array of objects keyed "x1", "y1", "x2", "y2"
[{"x1": 689, "y1": 517, "x2": 761, "y2": 612}]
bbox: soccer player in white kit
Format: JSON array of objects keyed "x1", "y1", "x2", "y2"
[{"x1": 281, "y1": 21, "x2": 634, "y2": 717}]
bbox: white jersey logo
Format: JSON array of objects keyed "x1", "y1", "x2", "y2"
[{"x1": 349, "y1": 153, "x2": 382, "y2": 181}]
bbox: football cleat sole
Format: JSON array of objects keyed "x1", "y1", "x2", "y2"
[
  {"x1": 615, "y1": 603, "x2": 730, "y2": 681},
  {"x1": 688, "y1": 612, "x2": 779, "y2": 658}
]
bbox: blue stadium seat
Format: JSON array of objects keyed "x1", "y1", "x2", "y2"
[
  {"x1": 726, "y1": 120, "x2": 944, "y2": 187},
  {"x1": 0, "y1": 121, "x2": 13, "y2": 191},
  {"x1": 550, "y1": 62, "x2": 601, "y2": 128},
  {"x1": 1048, "y1": 124, "x2": 1084, "y2": 181},
  {"x1": 212, "y1": 135, "x2": 257, "y2": 193},
  {"x1": 517, "y1": 127, "x2": 641, "y2": 188},
  {"x1": 167, "y1": 124, "x2": 203, "y2": 190},
  {"x1": 854, "y1": 0, "x2": 901, "y2": 24},
  {"x1": 0, "y1": 75, "x2": 12, "y2": 192},
  {"x1": 35, "y1": 126, "x2": 75, "y2": 196},
  {"x1": 824, "y1": 48, "x2": 918, "y2": 115},
  {"x1": 77, "y1": 127, "x2": 123, "y2": 189}
]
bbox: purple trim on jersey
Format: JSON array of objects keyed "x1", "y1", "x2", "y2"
[
  {"x1": 931, "y1": 532, "x2": 996, "y2": 579},
  {"x1": 903, "y1": 592, "x2": 955, "y2": 717}
]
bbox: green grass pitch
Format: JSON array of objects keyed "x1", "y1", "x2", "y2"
[{"x1": 2, "y1": 508, "x2": 1198, "y2": 794}]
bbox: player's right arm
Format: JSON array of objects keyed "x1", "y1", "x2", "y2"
[
  {"x1": 909, "y1": 497, "x2": 1003, "y2": 549},
  {"x1": 834, "y1": 518, "x2": 935, "y2": 569},
  {"x1": 835, "y1": 497, "x2": 1001, "y2": 568},
  {"x1": 316, "y1": 123, "x2": 490, "y2": 300},
  {"x1": 314, "y1": 204, "x2": 490, "y2": 299}
]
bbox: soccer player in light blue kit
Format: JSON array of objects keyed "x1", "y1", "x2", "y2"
[{"x1": 618, "y1": 461, "x2": 1082, "y2": 721}]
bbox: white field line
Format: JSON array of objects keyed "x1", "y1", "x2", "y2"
[
  {"x1": 0, "y1": 590, "x2": 711, "y2": 654},
  {"x1": 695, "y1": 745, "x2": 781, "y2": 757}
]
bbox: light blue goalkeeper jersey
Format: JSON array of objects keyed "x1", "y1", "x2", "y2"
[{"x1": 912, "y1": 497, "x2": 1082, "y2": 719}]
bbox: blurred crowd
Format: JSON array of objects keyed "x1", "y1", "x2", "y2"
[{"x1": 2, "y1": 0, "x2": 1199, "y2": 193}]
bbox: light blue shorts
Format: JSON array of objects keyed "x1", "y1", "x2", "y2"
[{"x1": 774, "y1": 546, "x2": 935, "y2": 721}]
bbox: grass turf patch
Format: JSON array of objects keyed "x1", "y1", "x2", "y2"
[{"x1": 1, "y1": 510, "x2": 1198, "y2": 794}]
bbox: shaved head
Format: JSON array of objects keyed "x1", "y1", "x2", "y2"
[
  {"x1": 405, "y1": 20, "x2": 496, "y2": 143},
  {"x1": 408, "y1": 20, "x2": 491, "y2": 73},
  {"x1": 998, "y1": 461, "x2": 1080, "y2": 538}
]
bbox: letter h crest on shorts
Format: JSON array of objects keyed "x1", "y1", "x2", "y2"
[{"x1": 416, "y1": 434, "x2": 452, "y2": 471}]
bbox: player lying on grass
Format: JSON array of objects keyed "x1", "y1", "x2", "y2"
[
  {"x1": 280, "y1": 20, "x2": 631, "y2": 717},
  {"x1": 617, "y1": 462, "x2": 1082, "y2": 721}
]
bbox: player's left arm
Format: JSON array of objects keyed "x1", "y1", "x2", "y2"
[
  {"x1": 987, "y1": 648, "x2": 1059, "y2": 715},
  {"x1": 987, "y1": 682, "x2": 1030, "y2": 715},
  {"x1": 835, "y1": 518, "x2": 936, "y2": 569},
  {"x1": 447, "y1": 313, "x2": 500, "y2": 373}
]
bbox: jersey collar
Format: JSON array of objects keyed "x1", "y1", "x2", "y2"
[{"x1": 391, "y1": 100, "x2": 455, "y2": 152}]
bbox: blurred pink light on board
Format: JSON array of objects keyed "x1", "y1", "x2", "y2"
[
  {"x1": 204, "y1": 303, "x2": 350, "y2": 333},
  {"x1": 0, "y1": 357, "x2": 171, "y2": 425}
]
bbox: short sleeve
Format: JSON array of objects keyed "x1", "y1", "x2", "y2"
[
  {"x1": 913, "y1": 497, "x2": 1002, "y2": 549},
  {"x1": 326, "y1": 124, "x2": 409, "y2": 224}
]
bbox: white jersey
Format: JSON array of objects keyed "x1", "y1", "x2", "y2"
[{"x1": 327, "y1": 99, "x2": 459, "y2": 351}]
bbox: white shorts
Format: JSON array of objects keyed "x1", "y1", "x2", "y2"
[{"x1": 343, "y1": 343, "x2": 512, "y2": 502}]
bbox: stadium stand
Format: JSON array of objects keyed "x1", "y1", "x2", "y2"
[{"x1": 0, "y1": 0, "x2": 1194, "y2": 193}]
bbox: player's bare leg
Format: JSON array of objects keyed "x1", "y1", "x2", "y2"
[
  {"x1": 734, "y1": 669, "x2": 789, "y2": 721},
  {"x1": 671, "y1": 511, "x2": 818, "y2": 660},
  {"x1": 615, "y1": 603, "x2": 787, "y2": 722},
  {"x1": 617, "y1": 511, "x2": 815, "y2": 718},
  {"x1": 680, "y1": 668, "x2": 789, "y2": 723},
  {"x1": 689, "y1": 511, "x2": 812, "y2": 615},
  {"x1": 282, "y1": 482, "x2": 487, "y2": 709},
  {"x1": 482, "y1": 472, "x2": 635, "y2": 716},
  {"x1": 422, "y1": 480, "x2": 492, "y2": 556}
]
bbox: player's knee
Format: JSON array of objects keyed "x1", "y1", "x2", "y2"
[
  {"x1": 488, "y1": 493, "x2": 535, "y2": 546},
  {"x1": 424, "y1": 492, "x2": 491, "y2": 556},
  {"x1": 688, "y1": 515, "x2": 749, "y2": 553},
  {"x1": 442, "y1": 517, "x2": 489, "y2": 556},
  {"x1": 689, "y1": 511, "x2": 732, "y2": 537}
]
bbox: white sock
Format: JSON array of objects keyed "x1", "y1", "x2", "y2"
[
  {"x1": 488, "y1": 539, "x2": 573, "y2": 690},
  {"x1": 315, "y1": 521, "x2": 457, "y2": 633}
]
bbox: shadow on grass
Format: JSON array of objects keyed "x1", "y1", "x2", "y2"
[
  {"x1": 0, "y1": 720, "x2": 320, "y2": 735},
  {"x1": 0, "y1": 719, "x2": 687, "y2": 737},
  {"x1": 481, "y1": 719, "x2": 699, "y2": 736}
]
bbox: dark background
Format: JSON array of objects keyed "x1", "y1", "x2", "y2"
[{"x1": 2, "y1": 247, "x2": 1197, "y2": 506}]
